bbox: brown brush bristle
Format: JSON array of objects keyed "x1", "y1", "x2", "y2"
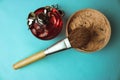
[{"x1": 68, "y1": 27, "x2": 91, "y2": 48}]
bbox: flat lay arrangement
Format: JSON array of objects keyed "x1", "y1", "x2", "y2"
[
  {"x1": 0, "y1": 0, "x2": 120, "y2": 80},
  {"x1": 13, "y1": 8, "x2": 111, "y2": 70}
]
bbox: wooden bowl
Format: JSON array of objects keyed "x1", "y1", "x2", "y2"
[{"x1": 66, "y1": 9, "x2": 111, "y2": 52}]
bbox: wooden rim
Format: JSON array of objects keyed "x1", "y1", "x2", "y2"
[{"x1": 66, "y1": 9, "x2": 111, "y2": 52}]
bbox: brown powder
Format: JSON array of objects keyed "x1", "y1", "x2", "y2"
[
  {"x1": 68, "y1": 27, "x2": 91, "y2": 48},
  {"x1": 66, "y1": 9, "x2": 111, "y2": 52}
]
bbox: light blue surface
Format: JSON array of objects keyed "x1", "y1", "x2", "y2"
[{"x1": 0, "y1": 0, "x2": 120, "y2": 80}]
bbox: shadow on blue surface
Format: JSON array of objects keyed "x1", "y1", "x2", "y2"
[
  {"x1": 101, "y1": 10, "x2": 117, "y2": 49},
  {"x1": 1, "y1": 0, "x2": 120, "y2": 80}
]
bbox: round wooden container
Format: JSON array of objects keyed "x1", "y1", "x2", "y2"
[{"x1": 66, "y1": 9, "x2": 111, "y2": 52}]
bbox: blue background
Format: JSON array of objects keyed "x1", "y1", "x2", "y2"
[{"x1": 0, "y1": 0, "x2": 120, "y2": 80}]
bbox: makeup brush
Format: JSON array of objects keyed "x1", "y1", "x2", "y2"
[{"x1": 13, "y1": 27, "x2": 90, "y2": 70}]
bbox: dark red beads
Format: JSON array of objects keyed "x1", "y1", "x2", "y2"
[{"x1": 27, "y1": 6, "x2": 64, "y2": 40}]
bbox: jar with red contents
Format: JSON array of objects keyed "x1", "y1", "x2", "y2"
[{"x1": 27, "y1": 5, "x2": 64, "y2": 40}]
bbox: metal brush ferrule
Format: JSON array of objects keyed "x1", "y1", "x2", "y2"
[{"x1": 44, "y1": 38, "x2": 71, "y2": 55}]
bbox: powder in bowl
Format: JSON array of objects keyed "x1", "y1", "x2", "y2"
[
  {"x1": 68, "y1": 27, "x2": 91, "y2": 49},
  {"x1": 66, "y1": 9, "x2": 111, "y2": 52}
]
